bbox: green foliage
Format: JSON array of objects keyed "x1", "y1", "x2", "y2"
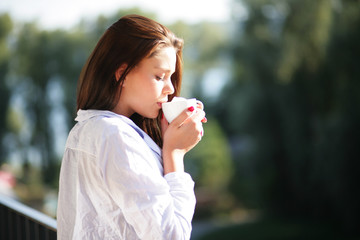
[
  {"x1": 199, "y1": 218, "x2": 356, "y2": 240},
  {"x1": 186, "y1": 118, "x2": 233, "y2": 190},
  {"x1": 277, "y1": 0, "x2": 333, "y2": 82},
  {"x1": 216, "y1": 0, "x2": 360, "y2": 236},
  {"x1": 185, "y1": 118, "x2": 235, "y2": 219},
  {"x1": 0, "y1": 13, "x2": 12, "y2": 39},
  {"x1": 169, "y1": 20, "x2": 230, "y2": 97},
  {"x1": 0, "y1": 14, "x2": 12, "y2": 163}
]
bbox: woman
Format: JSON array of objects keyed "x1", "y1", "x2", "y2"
[{"x1": 57, "y1": 14, "x2": 206, "y2": 239}]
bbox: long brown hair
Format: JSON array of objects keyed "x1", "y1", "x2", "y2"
[{"x1": 77, "y1": 14, "x2": 184, "y2": 147}]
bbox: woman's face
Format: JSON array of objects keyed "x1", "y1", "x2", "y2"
[{"x1": 115, "y1": 46, "x2": 176, "y2": 118}]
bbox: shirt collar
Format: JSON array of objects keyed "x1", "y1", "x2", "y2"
[{"x1": 76, "y1": 110, "x2": 162, "y2": 158}]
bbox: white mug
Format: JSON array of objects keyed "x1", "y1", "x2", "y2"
[{"x1": 162, "y1": 97, "x2": 197, "y2": 123}]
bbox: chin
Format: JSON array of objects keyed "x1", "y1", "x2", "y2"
[
  {"x1": 150, "y1": 113, "x2": 160, "y2": 119},
  {"x1": 142, "y1": 110, "x2": 160, "y2": 119}
]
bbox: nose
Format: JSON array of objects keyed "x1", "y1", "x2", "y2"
[{"x1": 164, "y1": 78, "x2": 175, "y2": 95}]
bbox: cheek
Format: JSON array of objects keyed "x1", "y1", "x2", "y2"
[
  {"x1": 130, "y1": 72, "x2": 164, "y2": 100},
  {"x1": 146, "y1": 81, "x2": 164, "y2": 96}
]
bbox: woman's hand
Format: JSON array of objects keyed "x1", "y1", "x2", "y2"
[{"x1": 161, "y1": 102, "x2": 207, "y2": 174}]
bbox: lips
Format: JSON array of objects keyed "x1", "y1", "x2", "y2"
[{"x1": 157, "y1": 100, "x2": 168, "y2": 108}]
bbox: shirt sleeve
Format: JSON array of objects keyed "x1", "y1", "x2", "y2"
[{"x1": 98, "y1": 130, "x2": 196, "y2": 240}]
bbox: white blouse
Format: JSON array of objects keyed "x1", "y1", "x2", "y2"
[{"x1": 57, "y1": 110, "x2": 196, "y2": 240}]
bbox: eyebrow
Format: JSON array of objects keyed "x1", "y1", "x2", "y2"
[{"x1": 154, "y1": 66, "x2": 174, "y2": 74}]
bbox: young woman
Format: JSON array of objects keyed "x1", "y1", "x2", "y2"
[{"x1": 57, "y1": 14, "x2": 206, "y2": 239}]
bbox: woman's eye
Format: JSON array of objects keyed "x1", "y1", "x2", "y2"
[{"x1": 155, "y1": 75, "x2": 164, "y2": 81}]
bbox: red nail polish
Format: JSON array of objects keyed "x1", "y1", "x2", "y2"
[
  {"x1": 188, "y1": 106, "x2": 195, "y2": 112},
  {"x1": 201, "y1": 117, "x2": 207, "y2": 123},
  {"x1": 161, "y1": 113, "x2": 164, "y2": 119}
]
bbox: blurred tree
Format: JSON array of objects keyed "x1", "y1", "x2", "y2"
[
  {"x1": 170, "y1": 20, "x2": 230, "y2": 97},
  {"x1": 170, "y1": 20, "x2": 235, "y2": 219},
  {"x1": 185, "y1": 118, "x2": 234, "y2": 219},
  {"x1": 9, "y1": 24, "x2": 83, "y2": 186},
  {"x1": 217, "y1": 0, "x2": 360, "y2": 236},
  {"x1": 0, "y1": 14, "x2": 12, "y2": 164}
]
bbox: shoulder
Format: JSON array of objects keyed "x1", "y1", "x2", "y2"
[
  {"x1": 67, "y1": 110, "x2": 143, "y2": 151},
  {"x1": 95, "y1": 114, "x2": 134, "y2": 135},
  {"x1": 81, "y1": 110, "x2": 138, "y2": 136}
]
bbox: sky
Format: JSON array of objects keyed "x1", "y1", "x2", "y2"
[{"x1": 0, "y1": 0, "x2": 232, "y2": 29}]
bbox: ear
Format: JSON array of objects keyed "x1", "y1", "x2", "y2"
[{"x1": 115, "y1": 64, "x2": 128, "y2": 82}]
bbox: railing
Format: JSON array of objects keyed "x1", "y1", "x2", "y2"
[{"x1": 0, "y1": 193, "x2": 57, "y2": 240}]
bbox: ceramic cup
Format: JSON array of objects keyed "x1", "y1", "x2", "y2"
[{"x1": 162, "y1": 97, "x2": 197, "y2": 123}]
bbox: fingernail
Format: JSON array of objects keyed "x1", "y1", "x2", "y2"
[
  {"x1": 201, "y1": 117, "x2": 207, "y2": 123},
  {"x1": 188, "y1": 106, "x2": 195, "y2": 112},
  {"x1": 161, "y1": 113, "x2": 164, "y2": 119}
]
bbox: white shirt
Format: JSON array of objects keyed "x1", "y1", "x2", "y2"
[{"x1": 57, "y1": 110, "x2": 196, "y2": 240}]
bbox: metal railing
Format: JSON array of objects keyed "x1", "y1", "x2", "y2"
[{"x1": 0, "y1": 193, "x2": 57, "y2": 240}]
